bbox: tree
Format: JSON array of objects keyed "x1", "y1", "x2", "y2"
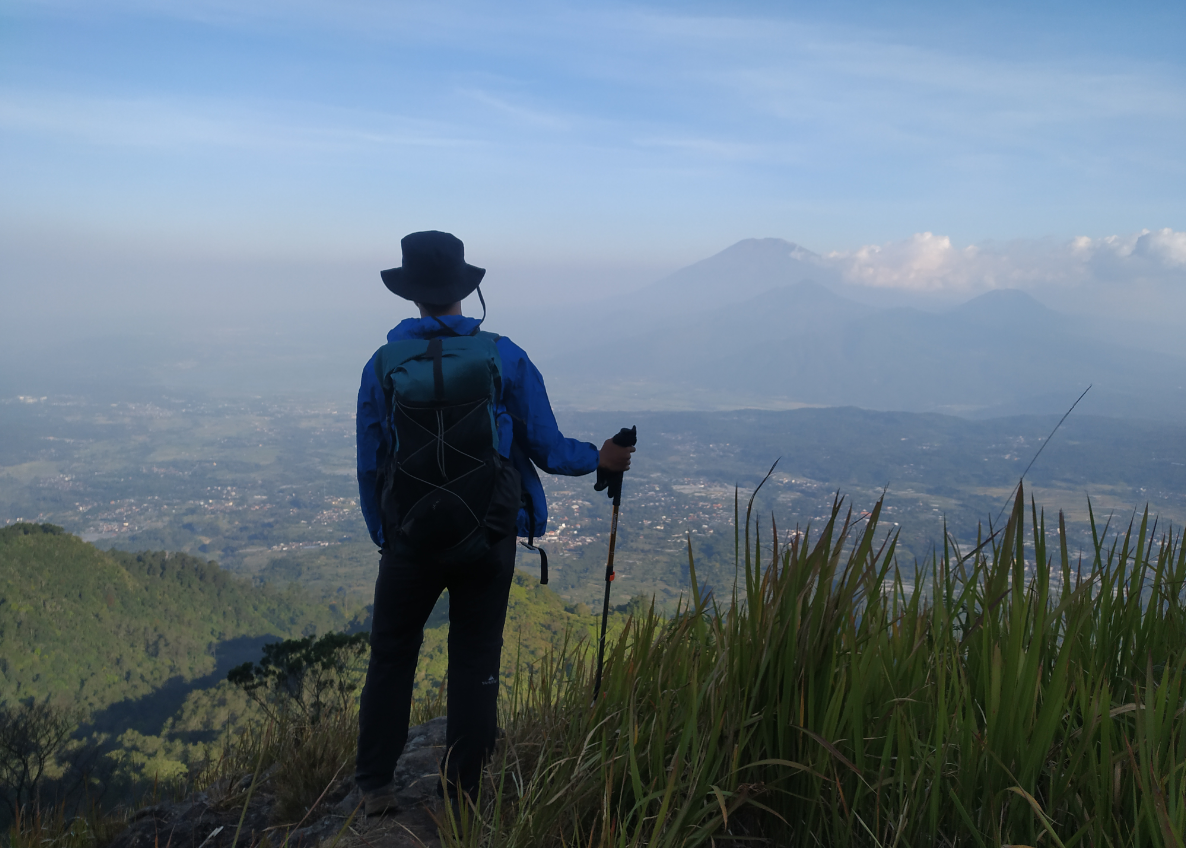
[
  {"x1": 0, "y1": 699, "x2": 77, "y2": 820},
  {"x1": 227, "y1": 631, "x2": 369, "y2": 724}
]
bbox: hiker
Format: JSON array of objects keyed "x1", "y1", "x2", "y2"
[{"x1": 353, "y1": 230, "x2": 635, "y2": 815}]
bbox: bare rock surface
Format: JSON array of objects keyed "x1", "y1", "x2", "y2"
[{"x1": 107, "y1": 718, "x2": 449, "y2": 848}]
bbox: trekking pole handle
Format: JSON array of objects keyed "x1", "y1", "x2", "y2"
[
  {"x1": 595, "y1": 426, "x2": 637, "y2": 503},
  {"x1": 612, "y1": 426, "x2": 637, "y2": 449}
]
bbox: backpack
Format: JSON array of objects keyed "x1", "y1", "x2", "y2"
[{"x1": 372, "y1": 330, "x2": 521, "y2": 563}]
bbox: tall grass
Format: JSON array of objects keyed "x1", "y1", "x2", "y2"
[
  {"x1": 5, "y1": 802, "x2": 129, "y2": 848},
  {"x1": 193, "y1": 685, "x2": 363, "y2": 826},
  {"x1": 446, "y1": 483, "x2": 1186, "y2": 846}
]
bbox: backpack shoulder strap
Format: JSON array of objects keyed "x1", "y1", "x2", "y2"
[{"x1": 472, "y1": 332, "x2": 504, "y2": 395}]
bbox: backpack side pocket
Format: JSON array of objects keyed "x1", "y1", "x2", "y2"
[{"x1": 483, "y1": 456, "x2": 521, "y2": 543}]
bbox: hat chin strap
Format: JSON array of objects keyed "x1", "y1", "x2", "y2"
[{"x1": 429, "y1": 285, "x2": 486, "y2": 337}]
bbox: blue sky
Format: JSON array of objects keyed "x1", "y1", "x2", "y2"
[{"x1": 1, "y1": 0, "x2": 1184, "y2": 341}]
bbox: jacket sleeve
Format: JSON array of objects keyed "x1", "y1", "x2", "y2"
[
  {"x1": 356, "y1": 354, "x2": 387, "y2": 548},
  {"x1": 500, "y1": 340, "x2": 599, "y2": 476}
]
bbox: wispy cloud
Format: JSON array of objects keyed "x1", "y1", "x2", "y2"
[
  {"x1": 2, "y1": 0, "x2": 1183, "y2": 267},
  {"x1": 458, "y1": 88, "x2": 573, "y2": 131},
  {"x1": 0, "y1": 90, "x2": 475, "y2": 153},
  {"x1": 631, "y1": 136, "x2": 778, "y2": 162},
  {"x1": 15, "y1": 0, "x2": 1183, "y2": 149}
]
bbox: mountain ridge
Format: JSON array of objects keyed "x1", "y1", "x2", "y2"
[{"x1": 539, "y1": 240, "x2": 1185, "y2": 419}]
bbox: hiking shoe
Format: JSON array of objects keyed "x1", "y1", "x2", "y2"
[{"x1": 363, "y1": 786, "x2": 401, "y2": 817}]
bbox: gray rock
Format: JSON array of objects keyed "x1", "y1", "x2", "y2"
[
  {"x1": 405, "y1": 716, "x2": 447, "y2": 751},
  {"x1": 288, "y1": 814, "x2": 348, "y2": 846},
  {"x1": 393, "y1": 717, "x2": 447, "y2": 803},
  {"x1": 335, "y1": 786, "x2": 363, "y2": 817},
  {"x1": 107, "y1": 798, "x2": 268, "y2": 848}
]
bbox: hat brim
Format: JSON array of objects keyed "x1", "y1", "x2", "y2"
[{"x1": 381, "y1": 263, "x2": 486, "y2": 303}]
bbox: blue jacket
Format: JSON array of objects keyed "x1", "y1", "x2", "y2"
[{"x1": 356, "y1": 314, "x2": 599, "y2": 548}]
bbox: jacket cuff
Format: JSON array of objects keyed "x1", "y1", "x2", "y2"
[{"x1": 581, "y1": 441, "x2": 600, "y2": 474}]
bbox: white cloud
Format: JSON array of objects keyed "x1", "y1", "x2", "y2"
[
  {"x1": 827, "y1": 230, "x2": 1186, "y2": 302},
  {"x1": 829, "y1": 232, "x2": 968, "y2": 291},
  {"x1": 1131, "y1": 229, "x2": 1186, "y2": 266}
]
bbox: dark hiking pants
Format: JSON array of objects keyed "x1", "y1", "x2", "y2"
[{"x1": 355, "y1": 534, "x2": 516, "y2": 799}]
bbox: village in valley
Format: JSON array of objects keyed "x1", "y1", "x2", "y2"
[{"x1": 6, "y1": 392, "x2": 1184, "y2": 612}]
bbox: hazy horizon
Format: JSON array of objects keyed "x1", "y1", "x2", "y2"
[{"x1": 2, "y1": 0, "x2": 1183, "y2": 407}]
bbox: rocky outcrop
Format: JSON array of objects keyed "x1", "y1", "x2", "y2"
[{"x1": 108, "y1": 718, "x2": 447, "y2": 848}]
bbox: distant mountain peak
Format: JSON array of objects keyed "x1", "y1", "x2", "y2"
[
  {"x1": 641, "y1": 237, "x2": 837, "y2": 308},
  {"x1": 715, "y1": 238, "x2": 821, "y2": 264}
]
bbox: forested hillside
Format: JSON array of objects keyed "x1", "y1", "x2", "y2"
[{"x1": 0, "y1": 523, "x2": 356, "y2": 714}]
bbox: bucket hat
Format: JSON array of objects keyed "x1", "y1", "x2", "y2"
[{"x1": 380, "y1": 231, "x2": 486, "y2": 304}]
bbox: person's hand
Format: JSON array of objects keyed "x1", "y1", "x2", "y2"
[{"x1": 599, "y1": 438, "x2": 635, "y2": 473}]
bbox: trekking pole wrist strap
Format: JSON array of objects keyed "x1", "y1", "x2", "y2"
[
  {"x1": 519, "y1": 539, "x2": 548, "y2": 584},
  {"x1": 594, "y1": 466, "x2": 622, "y2": 494},
  {"x1": 519, "y1": 489, "x2": 548, "y2": 584}
]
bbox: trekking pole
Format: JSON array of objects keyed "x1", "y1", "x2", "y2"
[
  {"x1": 993, "y1": 384, "x2": 1091, "y2": 527},
  {"x1": 592, "y1": 425, "x2": 637, "y2": 701}
]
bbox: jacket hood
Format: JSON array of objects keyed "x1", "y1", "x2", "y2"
[{"x1": 387, "y1": 315, "x2": 483, "y2": 342}]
